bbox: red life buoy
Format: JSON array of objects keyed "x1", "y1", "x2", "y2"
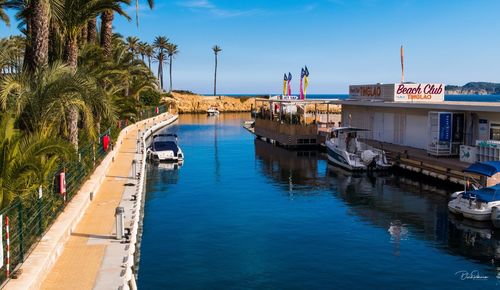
[{"x1": 103, "y1": 135, "x2": 110, "y2": 151}]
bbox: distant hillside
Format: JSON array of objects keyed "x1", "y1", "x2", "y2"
[{"x1": 446, "y1": 82, "x2": 500, "y2": 95}]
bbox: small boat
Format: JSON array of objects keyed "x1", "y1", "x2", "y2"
[
  {"x1": 207, "y1": 107, "x2": 220, "y2": 116},
  {"x1": 147, "y1": 134, "x2": 184, "y2": 163},
  {"x1": 325, "y1": 127, "x2": 391, "y2": 171},
  {"x1": 448, "y1": 161, "x2": 500, "y2": 221}
]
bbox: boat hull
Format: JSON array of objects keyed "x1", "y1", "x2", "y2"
[
  {"x1": 325, "y1": 140, "x2": 391, "y2": 171},
  {"x1": 448, "y1": 194, "x2": 500, "y2": 221}
]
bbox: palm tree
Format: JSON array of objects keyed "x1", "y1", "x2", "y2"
[
  {"x1": 101, "y1": 0, "x2": 153, "y2": 57},
  {"x1": 144, "y1": 43, "x2": 153, "y2": 70},
  {"x1": 0, "y1": 0, "x2": 10, "y2": 26},
  {"x1": 60, "y1": 0, "x2": 130, "y2": 69},
  {"x1": 87, "y1": 18, "x2": 97, "y2": 44},
  {"x1": 165, "y1": 42, "x2": 178, "y2": 93},
  {"x1": 126, "y1": 36, "x2": 139, "y2": 57},
  {"x1": 0, "y1": 62, "x2": 101, "y2": 148},
  {"x1": 153, "y1": 36, "x2": 169, "y2": 90},
  {"x1": 212, "y1": 45, "x2": 222, "y2": 96},
  {"x1": 28, "y1": 0, "x2": 51, "y2": 71},
  {"x1": 0, "y1": 114, "x2": 71, "y2": 208},
  {"x1": 134, "y1": 0, "x2": 154, "y2": 25},
  {"x1": 137, "y1": 41, "x2": 147, "y2": 62},
  {"x1": 153, "y1": 49, "x2": 166, "y2": 91}
]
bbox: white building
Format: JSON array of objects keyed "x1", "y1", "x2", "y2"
[{"x1": 334, "y1": 83, "x2": 500, "y2": 161}]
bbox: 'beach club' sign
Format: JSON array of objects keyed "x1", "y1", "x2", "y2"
[{"x1": 393, "y1": 83, "x2": 444, "y2": 102}]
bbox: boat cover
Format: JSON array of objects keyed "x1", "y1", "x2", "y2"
[
  {"x1": 463, "y1": 184, "x2": 500, "y2": 203},
  {"x1": 464, "y1": 161, "x2": 500, "y2": 177}
]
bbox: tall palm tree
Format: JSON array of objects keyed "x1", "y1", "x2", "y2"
[
  {"x1": 165, "y1": 42, "x2": 178, "y2": 93},
  {"x1": 144, "y1": 43, "x2": 153, "y2": 70},
  {"x1": 137, "y1": 41, "x2": 147, "y2": 62},
  {"x1": 87, "y1": 18, "x2": 97, "y2": 43},
  {"x1": 126, "y1": 36, "x2": 139, "y2": 57},
  {"x1": 153, "y1": 49, "x2": 166, "y2": 91},
  {"x1": 153, "y1": 36, "x2": 169, "y2": 90},
  {"x1": 27, "y1": 0, "x2": 51, "y2": 71},
  {"x1": 101, "y1": 0, "x2": 152, "y2": 57},
  {"x1": 134, "y1": 0, "x2": 154, "y2": 25},
  {"x1": 212, "y1": 45, "x2": 222, "y2": 96},
  {"x1": 61, "y1": 0, "x2": 130, "y2": 69}
]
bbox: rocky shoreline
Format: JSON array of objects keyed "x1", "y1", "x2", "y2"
[{"x1": 166, "y1": 92, "x2": 256, "y2": 114}]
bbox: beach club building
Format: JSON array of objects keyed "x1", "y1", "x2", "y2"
[{"x1": 336, "y1": 83, "x2": 500, "y2": 162}]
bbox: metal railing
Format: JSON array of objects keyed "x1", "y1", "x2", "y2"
[{"x1": 0, "y1": 105, "x2": 167, "y2": 286}]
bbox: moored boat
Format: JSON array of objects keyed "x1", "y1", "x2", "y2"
[
  {"x1": 325, "y1": 127, "x2": 391, "y2": 171},
  {"x1": 448, "y1": 161, "x2": 500, "y2": 221},
  {"x1": 207, "y1": 107, "x2": 220, "y2": 116},
  {"x1": 147, "y1": 134, "x2": 184, "y2": 163}
]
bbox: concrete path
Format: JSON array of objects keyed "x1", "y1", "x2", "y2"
[{"x1": 40, "y1": 116, "x2": 169, "y2": 290}]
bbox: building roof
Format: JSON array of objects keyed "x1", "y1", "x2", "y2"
[{"x1": 330, "y1": 99, "x2": 500, "y2": 113}]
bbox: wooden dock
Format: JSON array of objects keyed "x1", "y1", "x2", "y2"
[{"x1": 363, "y1": 140, "x2": 479, "y2": 185}]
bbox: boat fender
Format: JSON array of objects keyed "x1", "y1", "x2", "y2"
[{"x1": 361, "y1": 150, "x2": 378, "y2": 165}]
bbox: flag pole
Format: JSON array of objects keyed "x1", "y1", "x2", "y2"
[{"x1": 400, "y1": 45, "x2": 405, "y2": 83}]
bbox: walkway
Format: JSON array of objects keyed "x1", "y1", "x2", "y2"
[{"x1": 39, "y1": 115, "x2": 168, "y2": 290}]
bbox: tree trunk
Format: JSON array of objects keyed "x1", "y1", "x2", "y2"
[
  {"x1": 169, "y1": 55, "x2": 173, "y2": 92},
  {"x1": 100, "y1": 10, "x2": 114, "y2": 57},
  {"x1": 148, "y1": 57, "x2": 151, "y2": 70},
  {"x1": 158, "y1": 62, "x2": 163, "y2": 91},
  {"x1": 23, "y1": 16, "x2": 33, "y2": 70},
  {"x1": 80, "y1": 25, "x2": 88, "y2": 46},
  {"x1": 28, "y1": 0, "x2": 50, "y2": 71},
  {"x1": 214, "y1": 54, "x2": 218, "y2": 96},
  {"x1": 69, "y1": 107, "x2": 79, "y2": 150},
  {"x1": 87, "y1": 18, "x2": 97, "y2": 44},
  {"x1": 65, "y1": 36, "x2": 78, "y2": 69}
]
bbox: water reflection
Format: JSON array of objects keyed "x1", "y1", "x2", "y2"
[
  {"x1": 145, "y1": 163, "x2": 181, "y2": 200},
  {"x1": 254, "y1": 139, "x2": 327, "y2": 192},
  {"x1": 256, "y1": 138, "x2": 500, "y2": 266}
]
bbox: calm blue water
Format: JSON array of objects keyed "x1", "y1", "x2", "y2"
[
  {"x1": 138, "y1": 114, "x2": 500, "y2": 289},
  {"x1": 221, "y1": 94, "x2": 500, "y2": 102}
]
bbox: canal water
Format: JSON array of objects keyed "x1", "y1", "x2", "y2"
[{"x1": 138, "y1": 114, "x2": 500, "y2": 289}]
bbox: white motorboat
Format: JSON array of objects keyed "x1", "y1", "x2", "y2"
[
  {"x1": 207, "y1": 107, "x2": 220, "y2": 116},
  {"x1": 147, "y1": 134, "x2": 184, "y2": 163},
  {"x1": 448, "y1": 161, "x2": 500, "y2": 221},
  {"x1": 325, "y1": 127, "x2": 391, "y2": 171}
]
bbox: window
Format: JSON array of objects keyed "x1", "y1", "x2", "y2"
[{"x1": 491, "y1": 123, "x2": 500, "y2": 141}]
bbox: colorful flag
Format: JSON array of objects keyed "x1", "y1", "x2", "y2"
[
  {"x1": 283, "y1": 73, "x2": 288, "y2": 96},
  {"x1": 287, "y1": 72, "x2": 292, "y2": 96},
  {"x1": 304, "y1": 66, "x2": 310, "y2": 99},
  {"x1": 300, "y1": 68, "x2": 305, "y2": 100}
]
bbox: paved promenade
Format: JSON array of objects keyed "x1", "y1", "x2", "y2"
[{"x1": 22, "y1": 114, "x2": 175, "y2": 290}]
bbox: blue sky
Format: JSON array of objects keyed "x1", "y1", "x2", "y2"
[{"x1": 1, "y1": 0, "x2": 500, "y2": 94}]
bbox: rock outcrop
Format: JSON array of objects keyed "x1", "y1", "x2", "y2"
[{"x1": 167, "y1": 92, "x2": 256, "y2": 114}]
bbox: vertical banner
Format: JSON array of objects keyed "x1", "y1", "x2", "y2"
[
  {"x1": 287, "y1": 72, "x2": 292, "y2": 96},
  {"x1": 439, "y1": 113, "x2": 452, "y2": 142},
  {"x1": 304, "y1": 66, "x2": 309, "y2": 99},
  {"x1": 299, "y1": 68, "x2": 305, "y2": 100},
  {"x1": 283, "y1": 73, "x2": 288, "y2": 96}
]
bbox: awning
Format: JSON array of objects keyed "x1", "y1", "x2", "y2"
[
  {"x1": 464, "y1": 161, "x2": 500, "y2": 177},
  {"x1": 463, "y1": 184, "x2": 500, "y2": 203}
]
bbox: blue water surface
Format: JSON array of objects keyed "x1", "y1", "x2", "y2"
[{"x1": 138, "y1": 114, "x2": 500, "y2": 290}]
